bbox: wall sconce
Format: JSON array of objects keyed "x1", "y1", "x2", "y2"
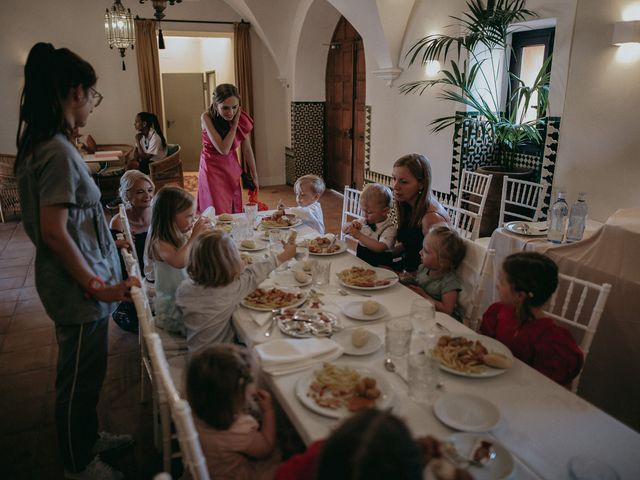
[
  {"x1": 613, "y1": 20, "x2": 640, "y2": 63},
  {"x1": 424, "y1": 60, "x2": 441, "y2": 77},
  {"x1": 613, "y1": 20, "x2": 640, "y2": 45}
]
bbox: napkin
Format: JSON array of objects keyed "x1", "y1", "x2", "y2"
[
  {"x1": 255, "y1": 338, "x2": 344, "y2": 376},
  {"x1": 235, "y1": 306, "x2": 272, "y2": 327}
]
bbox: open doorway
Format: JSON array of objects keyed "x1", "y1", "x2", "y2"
[{"x1": 159, "y1": 33, "x2": 235, "y2": 172}]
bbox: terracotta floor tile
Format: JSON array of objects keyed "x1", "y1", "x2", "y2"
[
  {"x1": 23, "y1": 275, "x2": 35, "y2": 287},
  {"x1": 14, "y1": 298, "x2": 46, "y2": 315},
  {"x1": 0, "y1": 345, "x2": 53, "y2": 375},
  {"x1": 2, "y1": 326, "x2": 54, "y2": 353},
  {"x1": 18, "y1": 286, "x2": 40, "y2": 301},
  {"x1": 8, "y1": 311, "x2": 52, "y2": 333},
  {"x1": 0, "y1": 275, "x2": 26, "y2": 290},
  {"x1": 0, "y1": 246, "x2": 35, "y2": 260},
  {"x1": 0, "y1": 394, "x2": 46, "y2": 434},
  {"x1": 105, "y1": 351, "x2": 140, "y2": 382},
  {"x1": 0, "y1": 315, "x2": 11, "y2": 333},
  {"x1": 0, "y1": 430, "x2": 39, "y2": 478},
  {"x1": 0, "y1": 300, "x2": 16, "y2": 316},
  {"x1": 0, "y1": 368, "x2": 51, "y2": 402},
  {"x1": 0, "y1": 287, "x2": 21, "y2": 303},
  {"x1": 33, "y1": 425, "x2": 60, "y2": 468},
  {"x1": 0, "y1": 265, "x2": 29, "y2": 280},
  {"x1": 0, "y1": 256, "x2": 33, "y2": 268}
]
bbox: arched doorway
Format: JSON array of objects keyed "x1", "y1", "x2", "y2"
[{"x1": 325, "y1": 16, "x2": 366, "y2": 190}]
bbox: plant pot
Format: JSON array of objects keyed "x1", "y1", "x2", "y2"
[{"x1": 476, "y1": 165, "x2": 535, "y2": 238}]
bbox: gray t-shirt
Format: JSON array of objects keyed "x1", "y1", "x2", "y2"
[{"x1": 17, "y1": 133, "x2": 121, "y2": 324}]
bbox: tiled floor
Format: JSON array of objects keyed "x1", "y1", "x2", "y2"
[{"x1": 0, "y1": 184, "x2": 343, "y2": 480}]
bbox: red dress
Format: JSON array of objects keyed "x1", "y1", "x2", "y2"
[
  {"x1": 480, "y1": 303, "x2": 584, "y2": 386},
  {"x1": 197, "y1": 111, "x2": 253, "y2": 214},
  {"x1": 274, "y1": 440, "x2": 325, "y2": 480}
]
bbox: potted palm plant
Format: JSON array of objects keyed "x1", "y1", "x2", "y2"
[{"x1": 401, "y1": 0, "x2": 551, "y2": 235}]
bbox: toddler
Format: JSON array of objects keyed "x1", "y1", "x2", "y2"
[
  {"x1": 343, "y1": 183, "x2": 396, "y2": 267},
  {"x1": 480, "y1": 252, "x2": 584, "y2": 386},
  {"x1": 275, "y1": 174, "x2": 325, "y2": 233},
  {"x1": 145, "y1": 186, "x2": 210, "y2": 334},
  {"x1": 186, "y1": 344, "x2": 281, "y2": 480},
  {"x1": 403, "y1": 225, "x2": 466, "y2": 317},
  {"x1": 176, "y1": 229, "x2": 296, "y2": 354}
]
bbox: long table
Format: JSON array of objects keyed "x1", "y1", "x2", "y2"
[{"x1": 231, "y1": 219, "x2": 640, "y2": 480}]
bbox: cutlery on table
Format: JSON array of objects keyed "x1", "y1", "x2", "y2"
[
  {"x1": 337, "y1": 288, "x2": 371, "y2": 298},
  {"x1": 264, "y1": 309, "x2": 280, "y2": 337}
]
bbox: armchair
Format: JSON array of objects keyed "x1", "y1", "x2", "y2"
[{"x1": 149, "y1": 144, "x2": 184, "y2": 190}]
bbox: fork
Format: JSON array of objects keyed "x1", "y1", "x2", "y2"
[
  {"x1": 264, "y1": 309, "x2": 280, "y2": 337},
  {"x1": 337, "y1": 288, "x2": 371, "y2": 298}
]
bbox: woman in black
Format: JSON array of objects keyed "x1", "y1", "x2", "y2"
[{"x1": 392, "y1": 154, "x2": 451, "y2": 272}]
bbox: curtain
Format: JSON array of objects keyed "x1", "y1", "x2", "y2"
[
  {"x1": 234, "y1": 21, "x2": 255, "y2": 163},
  {"x1": 135, "y1": 19, "x2": 164, "y2": 128}
]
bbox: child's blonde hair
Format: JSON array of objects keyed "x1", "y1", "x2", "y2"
[
  {"x1": 426, "y1": 225, "x2": 466, "y2": 272},
  {"x1": 145, "y1": 186, "x2": 194, "y2": 261},
  {"x1": 187, "y1": 230, "x2": 243, "y2": 287},
  {"x1": 186, "y1": 344, "x2": 253, "y2": 430},
  {"x1": 361, "y1": 183, "x2": 393, "y2": 209},
  {"x1": 118, "y1": 170, "x2": 154, "y2": 204},
  {"x1": 295, "y1": 174, "x2": 325, "y2": 196}
]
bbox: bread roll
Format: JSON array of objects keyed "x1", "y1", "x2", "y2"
[
  {"x1": 351, "y1": 328, "x2": 369, "y2": 348},
  {"x1": 362, "y1": 300, "x2": 380, "y2": 316},
  {"x1": 483, "y1": 352, "x2": 512, "y2": 369},
  {"x1": 218, "y1": 213, "x2": 233, "y2": 221},
  {"x1": 240, "y1": 239, "x2": 256, "y2": 249},
  {"x1": 302, "y1": 259, "x2": 317, "y2": 272},
  {"x1": 294, "y1": 270, "x2": 311, "y2": 284}
]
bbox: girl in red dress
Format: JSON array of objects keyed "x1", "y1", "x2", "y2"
[
  {"x1": 480, "y1": 252, "x2": 583, "y2": 386},
  {"x1": 197, "y1": 84, "x2": 259, "y2": 214}
]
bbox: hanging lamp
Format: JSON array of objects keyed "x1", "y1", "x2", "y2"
[
  {"x1": 105, "y1": 0, "x2": 136, "y2": 71},
  {"x1": 139, "y1": 0, "x2": 183, "y2": 49}
]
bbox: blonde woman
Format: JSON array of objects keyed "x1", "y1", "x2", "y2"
[
  {"x1": 145, "y1": 186, "x2": 210, "y2": 335},
  {"x1": 176, "y1": 230, "x2": 295, "y2": 354}
]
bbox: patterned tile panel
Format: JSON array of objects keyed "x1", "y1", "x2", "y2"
[{"x1": 290, "y1": 102, "x2": 325, "y2": 183}]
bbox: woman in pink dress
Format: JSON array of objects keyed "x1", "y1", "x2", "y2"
[{"x1": 198, "y1": 84, "x2": 259, "y2": 214}]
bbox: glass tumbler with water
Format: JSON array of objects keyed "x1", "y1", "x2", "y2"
[
  {"x1": 312, "y1": 262, "x2": 331, "y2": 287},
  {"x1": 408, "y1": 353, "x2": 441, "y2": 404},
  {"x1": 244, "y1": 202, "x2": 258, "y2": 230},
  {"x1": 410, "y1": 298, "x2": 436, "y2": 352},
  {"x1": 385, "y1": 317, "x2": 413, "y2": 364}
]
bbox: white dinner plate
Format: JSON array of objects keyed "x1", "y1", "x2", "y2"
[
  {"x1": 259, "y1": 215, "x2": 303, "y2": 229},
  {"x1": 341, "y1": 301, "x2": 388, "y2": 321},
  {"x1": 241, "y1": 287, "x2": 307, "y2": 312},
  {"x1": 336, "y1": 267, "x2": 399, "y2": 291},
  {"x1": 295, "y1": 366, "x2": 393, "y2": 418},
  {"x1": 431, "y1": 333, "x2": 514, "y2": 378},
  {"x1": 446, "y1": 433, "x2": 514, "y2": 480},
  {"x1": 216, "y1": 215, "x2": 234, "y2": 223},
  {"x1": 272, "y1": 269, "x2": 313, "y2": 287},
  {"x1": 433, "y1": 393, "x2": 501, "y2": 432},
  {"x1": 301, "y1": 236, "x2": 348, "y2": 256},
  {"x1": 505, "y1": 221, "x2": 548, "y2": 236},
  {"x1": 332, "y1": 329, "x2": 382, "y2": 356},
  {"x1": 238, "y1": 239, "x2": 268, "y2": 251}
]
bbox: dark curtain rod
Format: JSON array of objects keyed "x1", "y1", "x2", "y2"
[{"x1": 135, "y1": 16, "x2": 248, "y2": 26}]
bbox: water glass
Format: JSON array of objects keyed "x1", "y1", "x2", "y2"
[
  {"x1": 295, "y1": 246, "x2": 309, "y2": 262},
  {"x1": 312, "y1": 262, "x2": 331, "y2": 287},
  {"x1": 408, "y1": 353, "x2": 441, "y2": 404},
  {"x1": 232, "y1": 218, "x2": 250, "y2": 241},
  {"x1": 244, "y1": 202, "x2": 258, "y2": 227},
  {"x1": 410, "y1": 298, "x2": 436, "y2": 335},
  {"x1": 385, "y1": 317, "x2": 413, "y2": 360}
]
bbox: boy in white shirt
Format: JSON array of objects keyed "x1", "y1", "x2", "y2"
[
  {"x1": 275, "y1": 174, "x2": 325, "y2": 233},
  {"x1": 343, "y1": 183, "x2": 396, "y2": 267}
]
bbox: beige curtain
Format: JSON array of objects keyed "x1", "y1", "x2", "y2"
[
  {"x1": 234, "y1": 22, "x2": 255, "y2": 156},
  {"x1": 135, "y1": 19, "x2": 164, "y2": 127}
]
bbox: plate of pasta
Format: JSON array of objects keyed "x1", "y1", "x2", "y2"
[
  {"x1": 260, "y1": 214, "x2": 302, "y2": 229},
  {"x1": 295, "y1": 362, "x2": 393, "y2": 418},
  {"x1": 242, "y1": 287, "x2": 307, "y2": 311},
  {"x1": 430, "y1": 334, "x2": 514, "y2": 378},
  {"x1": 300, "y1": 236, "x2": 347, "y2": 256},
  {"x1": 336, "y1": 266, "x2": 399, "y2": 290}
]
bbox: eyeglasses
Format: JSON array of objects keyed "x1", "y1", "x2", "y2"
[{"x1": 90, "y1": 87, "x2": 103, "y2": 108}]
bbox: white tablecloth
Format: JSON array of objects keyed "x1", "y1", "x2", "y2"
[{"x1": 232, "y1": 224, "x2": 640, "y2": 480}]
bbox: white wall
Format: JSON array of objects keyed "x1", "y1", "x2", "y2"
[{"x1": 159, "y1": 36, "x2": 235, "y2": 84}]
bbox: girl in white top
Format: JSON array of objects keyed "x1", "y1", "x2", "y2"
[
  {"x1": 130, "y1": 111, "x2": 167, "y2": 174},
  {"x1": 274, "y1": 174, "x2": 326, "y2": 234},
  {"x1": 176, "y1": 229, "x2": 296, "y2": 354}
]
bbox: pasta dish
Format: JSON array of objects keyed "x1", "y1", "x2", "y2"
[
  {"x1": 337, "y1": 266, "x2": 392, "y2": 288},
  {"x1": 432, "y1": 336, "x2": 489, "y2": 374},
  {"x1": 244, "y1": 287, "x2": 303, "y2": 309},
  {"x1": 305, "y1": 236, "x2": 341, "y2": 254},
  {"x1": 307, "y1": 363, "x2": 381, "y2": 411},
  {"x1": 261, "y1": 214, "x2": 297, "y2": 228}
]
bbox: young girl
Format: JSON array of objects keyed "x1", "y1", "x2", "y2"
[
  {"x1": 176, "y1": 229, "x2": 296, "y2": 354},
  {"x1": 403, "y1": 225, "x2": 466, "y2": 317},
  {"x1": 145, "y1": 186, "x2": 210, "y2": 335},
  {"x1": 128, "y1": 111, "x2": 167, "y2": 174},
  {"x1": 480, "y1": 252, "x2": 584, "y2": 386},
  {"x1": 186, "y1": 344, "x2": 281, "y2": 480},
  {"x1": 392, "y1": 154, "x2": 451, "y2": 272}
]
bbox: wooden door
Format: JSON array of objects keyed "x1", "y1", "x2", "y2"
[
  {"x1": 326, "y1": 17, "x2": 366, "y2": 190},
  {"x1": 162, "y1": 73, "x2": 207, "y2": 172}
]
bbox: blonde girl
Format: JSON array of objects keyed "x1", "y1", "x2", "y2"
[
  {"x1": 146, "y1": 186, "x2": 210, "y2": 334},
  {"x1": 186, "y1": 344, "x2": 281, "y2": 480},
  {"x1": 176, "y1": 229, "x2": 295, "y2": 354},
  {"x1": 405, "y1": 225, "x2": 466, "y2": 316}
]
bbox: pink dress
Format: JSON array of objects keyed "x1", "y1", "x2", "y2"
[{"x1": 197, "y1": 111, "x2": 253, "y2": 214}]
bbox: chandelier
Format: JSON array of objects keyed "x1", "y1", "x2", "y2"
[
  {"x1": 105, "y1": 0, "x2": 136, "y2": 71},
  {"x1": 139, "y1": 0, "x2": 183, "y2": 49}
]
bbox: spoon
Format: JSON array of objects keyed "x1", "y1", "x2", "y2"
[
  {"x1": 338, "y1": 288, "x2": 371, "y2": 298},
  {"x1": 264, "y1": 309, "x2": 280, "y2": 337}
]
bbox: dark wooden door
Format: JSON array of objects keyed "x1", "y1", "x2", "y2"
[{"x1": 326, "y1": 17, "x2": 366, "y2": 190}]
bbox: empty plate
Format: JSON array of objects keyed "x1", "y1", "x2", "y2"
[{"x1": 433, "y1": 393, "x2": 501, "y2": 432}]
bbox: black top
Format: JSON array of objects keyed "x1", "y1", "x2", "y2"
[
  {"x1": 110, "y1": 229, "x2": 147, "y2": 278},
  {"x1": 395, "y1": 224, "x2": 424, "y2": 272}
]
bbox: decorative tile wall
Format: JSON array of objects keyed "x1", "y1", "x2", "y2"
[{"x1": 289, "y1": 102, "x2": 325, "y2": 185}]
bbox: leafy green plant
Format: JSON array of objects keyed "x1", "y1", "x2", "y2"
[{"x1": 400, "y1": 0, "x2": 551, "y2": 171}]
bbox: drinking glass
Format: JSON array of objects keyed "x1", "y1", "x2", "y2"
[
  {"x1": 385, "y1": 317, "x2": 413, "y2": 361},
  {"x1": 232, "y1": 218, "x2": 250, "y2": 241},
  {"x1": 295, "y1": 246, "x2": 309, "y2": 262},
  {"x1": 312, "y1": 262, "x2": 331, "y2": 287},
  {"x1": 410, "y1": 298, "x2": 436, "y2": 352},
  {"x1": 408, "y1": 353, "x2": 441, "y2": 404},
  {"x1": 244, "y1": 202, "x2": 258, "y2": 228}
]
